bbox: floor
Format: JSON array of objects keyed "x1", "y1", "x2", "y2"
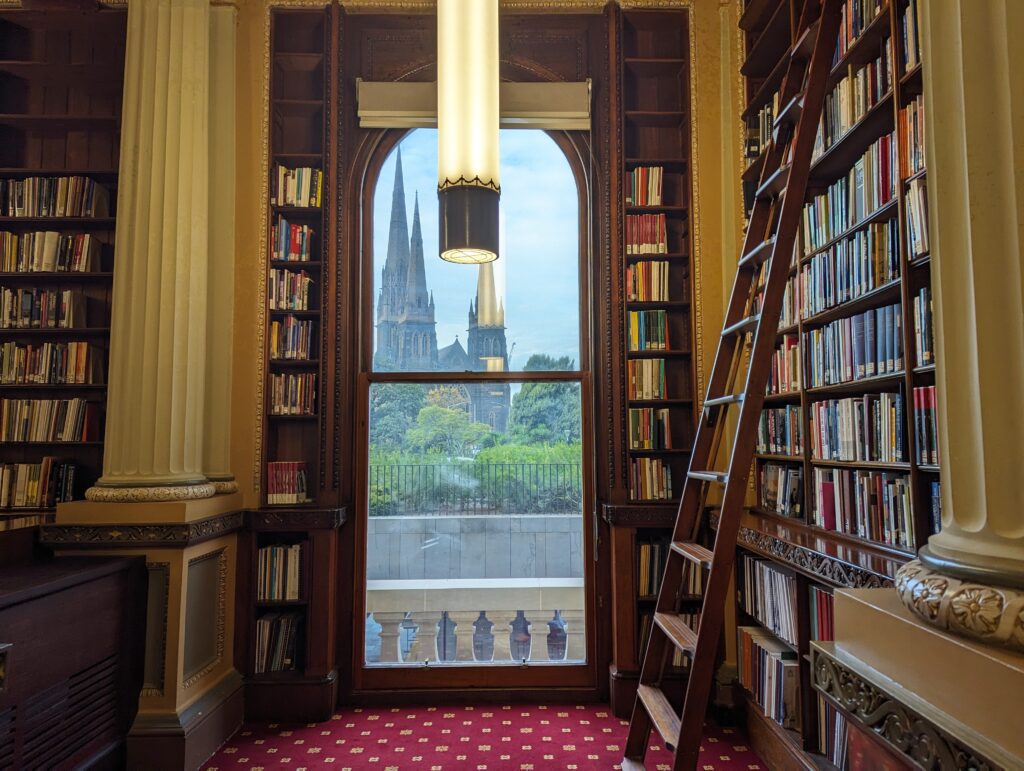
[{"x1": 203, "y1": 704, "x2": 766, "y2": 770}]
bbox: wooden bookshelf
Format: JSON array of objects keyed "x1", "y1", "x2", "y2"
[
  {"x1": 0, "y1": 7, "x2": 126, "y2": 533},
  {"x1": 606, "y1": 5, "x2": 698, "y2": 718},
  {"x1": 735, "y1": 0, "x2": 935, "y2": 765}
]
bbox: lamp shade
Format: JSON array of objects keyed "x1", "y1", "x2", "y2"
[{"x1": 437, "y1": 0, "x2": 500, "y2": 264}]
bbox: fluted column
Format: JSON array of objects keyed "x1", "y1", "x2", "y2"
[
  {"x1": 87, "y1": 0, "x2": 214, "y2": 501},
  {"x1": 895, "y1": 0, "x2": 1024, "y2": 651},
  {"x1": 203, "y1": 1, "x2": 238, "y2": 494}
]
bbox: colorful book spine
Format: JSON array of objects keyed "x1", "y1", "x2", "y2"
[
  {"x1": 811, "y1": 467, "x2": 915, "y2": 549},
  {"x1": 625, "y1": 166, "x2": 664, "y2": 206},
  {"x1": 759, "y1": 462, "x2": 803, "y2": 517},
  {"x1": 270, "y1": 372, "x2": 317, "y2": 416},
  {"x1": 0, "y1": 458, "x2": 76, "y2": 509},
  {"x1": 741, "y1": 554, "x2": 800, "y2": 647},
  {"x1": 0, "y1": 398, "x2": 100, "y2": 442},
  {"x1": 626, "y1": 358, "x2": 667, "y2": 400},
  {"x1": 899, "y1": 94, "x2": 926, "y2": 179},
  {"x1": 738, "y1": 626, "x2": 800, "y2": 728},
  {"x1": 629, "y1": 457, "x2": 673, "y2": 501},
  {"x1": 626, "y1": 260, "x2": 672, "y2": 302},
  {"x1": 0, "y1": 341, "x2": 101, "y2": 385},
  {"x1": 766, "y1": 334, "x2": 801, "y2": 395},
  {"x1": 809, "y1": 392, "x2": 904, "y2": 463},
  {"x1": 269, "y1": 316, "x2": 316, "y2": 360},
  {"x1": 0, "y1": 176, "x2": 110, "y2": 218},
  {"x1": 271, "y1": 165, "x2": 323, "y2": 208},
  {"x1": 804, "y1": 302, "x2": 903, "y2": 387},
  {"x1": 809, "y1": 585, "x2": 835, "y2": 641},
  {"x1": 627, "y1": 310, "x2": 671, "y2": 352},
  {"x1": 266, "y1": 461, "x2": 311, "y2": 505},
  {"x1": 913, "y1": 385, "x2": 940, "y2": 466},
  {"x1": 624, "y1": 213, "x2": 668, "y2": 255},
  {"x1": 757, "y1": 406, "x2": 803, "y2": 456},
  {"x1": 268, "y1": 268, "x2": 314, "y2": 311},
  {"x1": 0, "y1": 231, "x2": 98, "y2": 272},
  {"x1": 913, "y1": 285, "x2": 934, "y2": 366},
  {"x1": 628, "y1": 407, "x2": 672, "y2": 450}
]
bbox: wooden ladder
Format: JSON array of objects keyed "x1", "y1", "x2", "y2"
[{"x1": 621, "y1": 1, "x2": 843, "y2": 768}]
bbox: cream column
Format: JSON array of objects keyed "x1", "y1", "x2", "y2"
[
  {"x1": 895, "y1": 0, "x2": 1024, "y2": 651},
  {"x1": 87, "y1": 0, "x2": 214, "y2": 502},
  {"x1": 204, "y1": 1, "x2": 239, "y2": 494}
]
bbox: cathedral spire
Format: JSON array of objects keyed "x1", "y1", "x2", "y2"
[
  {"x1": 404, "y1": 191, "x2": 432, "y2": 315},
  {"x1": 381, "y1": 147, "x2": 411, "y2": 314},
  {"x1": 475, "y1": 261, "x2": 503, "y2": 327}
]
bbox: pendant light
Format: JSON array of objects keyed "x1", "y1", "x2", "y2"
[{"x1": 437, "y1": 0, "x2": 500, "y2": 264}]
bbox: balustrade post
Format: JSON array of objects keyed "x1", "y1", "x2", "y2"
[
  {"x1": 530, "y1": 610, "x2": 550, "y2": 661},
  {"x1": 450, "y1": 611, "x2": 479, "y2": 662},
  {"x1": 408, "y1": 611, "x2": 441, "y2": 663},
  {"x1": 492, "y1": 611, "x2": 513, "y2": 662},
  {"x1": 562, "y1": 610, "x2": 586, "y2": 662},
  {"x1": 375, "y1": 612, "x2": 406, "y2": 664}
]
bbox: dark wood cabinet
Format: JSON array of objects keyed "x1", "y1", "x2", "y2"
[{"x1": 0, "y1": 556, "x2": 146, "y2": 770}]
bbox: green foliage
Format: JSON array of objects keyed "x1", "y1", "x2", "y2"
[
  {"x1": 405, "y1": 405, "x2": 493, "y2": 457},
  {"x1": 369, "y1": 383, "x2": 426, "y2": 449},
  {"x1": 509, "y1": 354, "x2": 581, "y2": 444}
]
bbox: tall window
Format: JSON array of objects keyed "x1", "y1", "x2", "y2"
[{"x1": 363, "y1": 129, "x2": 587, "y2": 668}]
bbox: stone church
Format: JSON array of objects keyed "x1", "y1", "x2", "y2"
[{"x1": 374, "y1": 148, "x2": 511, "y2": 432}]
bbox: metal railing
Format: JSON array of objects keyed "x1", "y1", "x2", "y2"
[{"x1": 368, "y1": 462, "x2": 583, "y2": 516}]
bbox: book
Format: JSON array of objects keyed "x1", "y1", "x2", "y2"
[
  {"x1": 913, "y1": 385, "x2": 939, "y2": 465},
  {"x1": 809, "y1": 585, "x2": 835, "y2": 641},
  {"x1": 258, "y1": 543, "x2": 303, "y2": 601},
  {"x1": 269, "y1": 316, "x2": 316, "y2": 360},
  {"x1": 268, "y1": 268, "x2": 314, "y2": 311},
  {"x1": 271, "y1": 217, "x2": 316, "y2": 262},
  {"x1": 805, "y1": 303, "x2": 903, "y2": 387},
  {"x1": 625, "y1": 260, "x2": 672, "y2": 302},
  {"x1": 0, "y1": 458, "x2": 76, "y2": 509},
  {"x1": 0, "y1": 341, "x2": 102, "y2": 385},
  {"x1": 809, "y1": 392, "x2": 904, "y2": 463},
  {"x1": 759, "y1": 462, "x2": 803, "y2": 517},
  {"x1": 741, "y1": 554, "x2": 799, "y2": 647},
  {"x1": 766, "y1": 334, "x2": 801, "y2": 395},
  {"x1": 757, "y1": 405, "x2": 803, "y2": 456},
  {"x1": 901, "y1": 0, "x2": 922, "y2": 70},
  {"x1": 0, "y1": 177, "x2": 110, "y2": 218},
  {"x1": 0, "y1": 398, "x2": 100, "y2": 443},
  {"x1": 738, "y1": 625, "x2": 800, "y2": 728},
  {"x1": 898, "y1": 94, "x2": 926, "y2": 179},
  {"x1": 626, "y1": 358, "x2": 666, "y2": 400},
  {"x1": 0, "y1": 231, "x2": 99, "y2": 273},
  {"x1": 270, "y1": 372, "x2": 317, "y2": 416},
  {"x1": 811, "y1": 467, "x2": 915, "y2": 549},
  {"x1": 271, "y1": 165, "x2": 323, "y2": 208},
  {"x1": 628, "y1": 407, "x2": 672, "y2": 450},
  {"x1": 627, "y1": 310, "x2": 671, "y2": 352},
  {"x1": 817, "y1": 695, "x2": 849, "y2": 768},
  {"x1": 629, "y1": 457, "x2": 673, "y2": 501},
  {"x1": 0, "y1": 288, "x2": 88, "y2": 329},
  {"x1": 625, "y1": 166, "x2": 664, "y2": 206},
  {"x1": 913, "y1": 285, "x2": 934, "y2": 366},
  {"x1": 266, "y1": 461, "x2": 311, "y2": 505},
  {"x1": 624, "y1": 213, "x2": 668, "y2": 255},
  {"x1": 905, "y1": 177, "x2": 929, "y2": 256},
  {"x1": 255, "y1": 611, "x2": 303, "y2": 673}
]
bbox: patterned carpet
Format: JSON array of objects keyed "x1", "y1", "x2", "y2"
[{"x1": 203, "y1": 704, "x2": 765, "y2": 770}]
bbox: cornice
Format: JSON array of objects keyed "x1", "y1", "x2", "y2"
[{"x1": 40, "y1": 510, "x2": 244, "y2": 548}]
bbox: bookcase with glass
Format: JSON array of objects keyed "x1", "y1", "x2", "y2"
[
  {"x1": 604, "y1": 5, "x2": 699, "y2": 717},
  {"x1": 735, "y1": 0, "x2": 936, "y2": 766},
  {"x1": 0, "y1": 8, "x2": 125, "y2": 534}
]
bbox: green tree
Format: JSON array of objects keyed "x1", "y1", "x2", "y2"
[
  {"x1": 405, "y1": 405, "x2": 492, "y2": 457},
  {"x1": 509, "y1": 354, "x2": 581, "y2": 443},
  {"x1": 370, "y1": 383, "x2": 426, "y2": 449}
]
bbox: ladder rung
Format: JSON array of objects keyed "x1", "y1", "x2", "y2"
[
  {"x1": 756, "y1": 164, "x2": 790, "y2": 200},
  {"x1": 637, "y1": 684, "x2": 681, "y2": 751},
  {"x1": 772, "y1": 95, "x2": 803, "y2": 133},
  {"x1": 654, "y1": 611, "x2": 698, "y2": 654},
  {"x1": 738, "y1": 237, "x2": 775, "y2": 268},
  {"x1": 722, "y1": 314, "x2": 760, "y2": 337},
  {"x1": 792, "y1": 19, "x2": 820, "y2": 61},
  {"x1": 704, "y1": 393, "x2": 744, "y2": 409},
  {"x1": 687, "y1": 470, "x2": 729, "y2": 485},
  {"x1": 671, "y1": 540, "x2": 715, "y2": 566}
]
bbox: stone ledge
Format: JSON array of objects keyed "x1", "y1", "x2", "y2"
[{"x1": 55, "y1": 492, "x2": 244, "y2": 525}]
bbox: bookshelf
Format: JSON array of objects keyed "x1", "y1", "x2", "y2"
[
  {"x1": 734, "y1": 0, "x2": 935, "y2": 767},
  {"x1": 605, "y1": 5, "x2": 698, "y2": 717},
  {"x1": 0, "y1": 8, "x2": 125, "y2": 534}
]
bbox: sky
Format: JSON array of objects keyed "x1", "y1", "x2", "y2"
[{"x1": 372, "y1": 129, "x2": 581, "y2": 370}]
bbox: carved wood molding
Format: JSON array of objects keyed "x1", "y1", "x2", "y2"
[
  {"x1": 709, "y1": 511, "x2": 894, "y2": 589},
  {"x1": 248, "y1": 507, "x2": 348, "y2": 530},
  {"x1": 40, "y1": 511, "x2": 244, "y2": 548},
  {"x1": 602, "y1": 503, "x2": 676, "y2": 528},
  {"x1": 812, "y1": 646, "x2": 1002, "y2": 771}
]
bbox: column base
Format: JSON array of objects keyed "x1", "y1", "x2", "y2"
[
  {"x1": 86, "y1": 482, "x2": 217, "y2": 503},
  {"x1": 895, "y1": 557, "x2": 1024, "y2": 652},
  {"x1": 210, "y1": 478, "x2": 239, "y2": 495}
]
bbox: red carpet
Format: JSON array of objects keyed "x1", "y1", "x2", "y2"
[{"x1": 203, "y1": 704, "x2": 765, "y2": 770}]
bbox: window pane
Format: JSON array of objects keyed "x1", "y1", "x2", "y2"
[
  {"x1": 365, "y1": 381, "x2": 586, "y2": 666},
  {"x1": 372, "y1": 129, "x2": 581, "y2": 374}
]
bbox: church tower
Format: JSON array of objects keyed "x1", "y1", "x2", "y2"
[
  {"x1": 467, "y1": 261, "x2": 511, "y2": 431},
  {"x1": 374, "y1": 149, "x2": 438, "y2": 371}
]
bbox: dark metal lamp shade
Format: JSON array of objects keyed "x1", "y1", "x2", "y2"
[{"x1": 438, "y1": 184, "x2": 499, "y2": 263}]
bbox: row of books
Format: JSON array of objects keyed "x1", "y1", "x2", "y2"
[
  {"x1": 258, "y1": 543, "x2": 303, "y2": 601},
  {"x1": 271, "y1": 165, "x2": 322, "y2": 208},
  {"x1": 625, "y1": 260, "x2": 672, "y2": 302},
  {"x1": 745, "y1": 92, "x2": 779, "y2": 160},
  {"x1": 766, "y1": 334, "x2": 800, "y2": 395},
  {"x1": 779, "y1": 275, "x2": 801, "y2": 329},
  {"x1": 809, "y1": 585, "x2": 834, "y2": 641},
  {"x1": 802, "y1": 132, "x2": 897, "y2": 254},
  {"x1": 626, "y1": 358, "x2": 667, "y2": 400},
  {"x1": 913, "y1": 385, "x2": 940, "y2": 466},
  {"x1": 811, "y1": 467, "x2": 915, "y2": 549},
  {"x1": 0, "y1": 458, "x2": 76, "y2": 509},
  {"x1": 757, "y1": 406, "x2": 803, "y2": 457},
  {"x1": 269, "y1": 372, "x2": 317, "y2": 416},
  {"x1": 637, "y1": 539, "x2": 667, "y2": 596},
  {"x1": 624, "y1": 166, "x2": 665, "y2": 207},
  {"x1": 268, "y1": 269, "x2": 314, "y2": 311},
  {"x1": 759, "y1": 463, "x2": 803, "y2": 518},
  {"x1": 815, "y1": 37, "x2": 893, "y2": 158},
  {"x1": 738, "y1": 626, "x2": 799, "y2": 728},
  {"x1": 804, "y1": 302, "x2": 904, "y2": 387},
  {"x1": 255, "y1": 611, "x2": 302, "y2": 673},
  {"x1": 624, "y1": 213, "x2": 668, "y2": 255},
  {"x1": 905, "y1": 177, "x2": 929, "y2": 257},
  {"x1": 899, "y1": 95, "x2": 926, "y2": 179},
  {"x1": 901, "y1": 0, "x2": 922, "y2": 70},
  {"x1": 628, "y1": 407, "x2": 673, "y2": 450},
  {"x1": 270, "y1": 316, "x2": 316, "y2": 360},
  {"x1": 834, "y1": 0, "x2": 885, "y2": 62},
  {"x1": 266, "y1": 460, "x2": 311, "y2": 504},
  {"x1": 817, "y1": 697, "x2": 849, "y2": 768},
  {"x1": 928, "y1": 479, "x2": 941, "y2": 536},
  {"x1": 0, "y1": 231, "x2": 99, "y2": 273},
  {"x1": 627, "y1": 310, "x2": 672, "y2": 352},
  {"x1": 0, "y1": 513, "x2": 48, "y2": 531},
  {"x1": 0, "y1": 176, "x2": 110, "y2": 218},
  {"x1": 1, "y1": 287, "x2": 87, "y2": 329},
  {"x1": 740, "y1": 554, "x2": 799, "y2": 647},
  {"x1": 912, "y1": 285, "x2": 934, "y2": 367},
  {"x1": 799, "y1": 218, "x2": 900, "y2": 319},
  {"x1": 808, "y1": 392, "x2": 904, "y2": 464},
  {"x1": 272, "y1": 217, "x2": 317, "y2": 262},
  {"x1": 629, "y1": 457, "x2": 673, "y2": 501},
  {"x1": 0, "y1": 398, "x2": 101, "y2": 443},
  {"x1": 0, "y1": 341, "x2": 101, "y2": 385}
]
